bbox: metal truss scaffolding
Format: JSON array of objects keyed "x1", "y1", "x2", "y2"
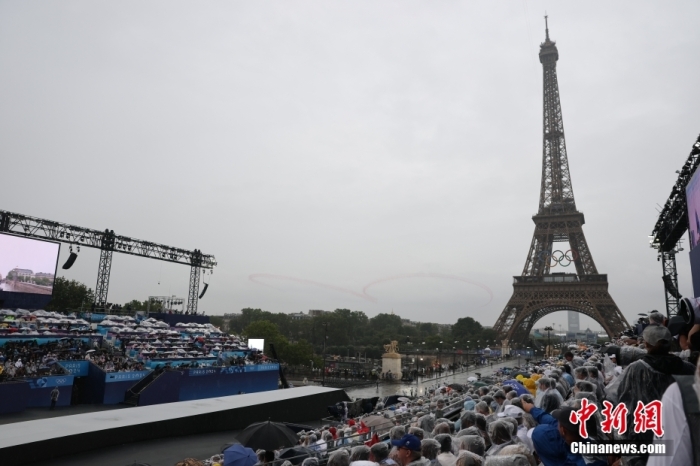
[
  {"x1": 650, "y1": 134, "x2": 700, "y2": 317},
  {"x1": 0, "y1": 210, "x2": 216, "y2": 312}
]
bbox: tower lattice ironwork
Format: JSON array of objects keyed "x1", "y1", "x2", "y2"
[{"x1": 492, "y1": 19, "x2": 631, "y2": 345}]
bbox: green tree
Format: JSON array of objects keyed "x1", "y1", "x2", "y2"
[
  {"x1": 282, "y1": 339, "x2": 314, "y2": 366},
  {"x1": 417, "y1": 322, "x2": 439, "y2": 338},
  {"x1": 209, "y1": 315, "x2": 224, "y2": 329},
  {"x1": 243, "y1": 320, "x2": 289, "y2": 357},
  {"x1": 122, "y1": 299, "x2": 162, "y2": 312},
  {"x1": 452, "y1": 317, "x2": 484, "y2": 345},
  {"x1": 124, "y1": 299, "x2": 146, "y2": 310},
  {"x1": 46, "y1": 277, "x2": 95, "y2": 311},
  {"x1": 424, "y1": 334, "x2": 444, "y2": 350}
]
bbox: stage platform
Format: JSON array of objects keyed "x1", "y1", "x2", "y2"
[{"x1": 0, "y1": 386, "x2": 350, "y2": 466}]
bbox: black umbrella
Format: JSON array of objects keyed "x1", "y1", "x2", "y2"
[
  {"x1": 236, "y1": 420, "x2": 298, "y2": 451},
  {"x1": 448, "y1": 383, "x2": 464, "y2": 391},
  {"x1": 220, "y1": 439, "x2": 241, "y2": 453},
  {"x1": 282, "y1": 422, "x2": 314, "y2": 434},
  {"x1": 278, "y1": 446, "x2": 318, "y2": 465}
]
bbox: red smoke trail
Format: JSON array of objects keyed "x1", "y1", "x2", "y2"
[
  {"x1": 361, "y1": 273, "x2": 493, "y2": 306},
  {"x1": 248, "y1": 274, "x2": 377, "y2": 302},
  {"x1": 249, "y1": 272, "x2": 493, "y2": 306}
]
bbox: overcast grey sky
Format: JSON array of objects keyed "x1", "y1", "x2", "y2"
[{"x1": 1, "y1": 1, "x2": 699, "y2": 331}]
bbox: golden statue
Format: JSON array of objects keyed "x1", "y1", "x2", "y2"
[{"x1": 383, "y1": 340, "x2": 399, "y2": 355}]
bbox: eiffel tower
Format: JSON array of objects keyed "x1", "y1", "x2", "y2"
[{"x1": 493, "y1": 18, "x2": 631, "y2": 345}]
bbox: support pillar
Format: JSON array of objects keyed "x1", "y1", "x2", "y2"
[
  {"x1": 186, "y1": 249, "x2": 203, "y2": 314},
  {"x1": 186, "y1": 265, "x2": 201, "y2": 314},
  {"x1": 661, "y1": 249, "x2": 680, "y2": 318},
  {"x1": 95, "y1": 230, "x2": 115, "y2": 309}
]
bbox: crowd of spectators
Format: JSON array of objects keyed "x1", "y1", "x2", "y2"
[
  {"x1": 0, "y1": 338, "x2": 92, "y2": 378},
  {"x1": 177, "y1": 314, "x2": 700, "y2": 466}
]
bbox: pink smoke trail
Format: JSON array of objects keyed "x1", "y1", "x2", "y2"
[{"x1": 248, "y1": 274, "x2": 377, "y2": 302}]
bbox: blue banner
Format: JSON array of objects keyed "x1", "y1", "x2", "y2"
[
  {"x1": 0, "y1": 335, "x2": 102, "y2": 346},
  {"x1": 25, "y1": 375, "x2": 75, "y2": 389},
  {"x1": 188, "y1": 367, "x2": 220, "y2": 377},
  {"x1": 242, "y1": 363, "x2": 279, "y2": 372},
  {"x1": 145, "y1": 358, "x2": 217, "y2": 369},
  {"x1": 220, "y1": 351, "x2": 249, "y2": 359},
  {"x1": 22, "y1": 375, "x2": 74, "y2": 408},
  {"x1": 59, "y1": 360, "x2": 90, "y2": 376},
  {"x1": 105, "y1": 370, "x2": 151, "y2": 383},
  {"x1": 190, "y1": 364, "x2": 279, "y2": 377}
]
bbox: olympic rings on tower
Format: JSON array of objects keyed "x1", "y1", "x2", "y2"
[{"x1": 536, "y1": 249, "x2": 579, "y2": 267}]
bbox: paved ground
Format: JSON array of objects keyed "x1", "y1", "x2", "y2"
[{"x1": 0, "y1": 403, "x2": 128, "y2": 426}]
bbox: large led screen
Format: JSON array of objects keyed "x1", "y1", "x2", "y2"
[
  {"x1": 0, "y1": 233, "x2": 60, "y2": 296},
  {"x1": 686, "y1": 169, "x2": 700, "y2": 295},
  {"x1": 687, "y1": 169, "x2": 700, "y2": 250}
]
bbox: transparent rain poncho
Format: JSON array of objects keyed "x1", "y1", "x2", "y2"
[
  {"x1": 433, "y1": 433, "x2": 454, "y2": 454},
  {"x1": 327, "y1": 450, "x2": 350, "y2": 466},
  {"x1": 499, "y1": 417, "x2": 518, "y2": 437},
  {"x1": 455, "y1": 450, "x2": 483, "y2": 466},
  {"x1": 432, "y1": 422, "x2": 451, "y2": 436},
  {"x1": 482, "y1": 455, "x2": 531, "y2": 466},
  {"x1": 618, "y1": 345, "x2": 647, "y2": 367},
  {"x1": 459, "y1": 412, "x2": 477, "y2": 429},
  {"x1": 616, "y1": 354, "x2": 694, "y2": 455},
  {"x1": 485, "y1": 420, "x2": 514, "y2": 456},
  {"x1": 554, "y1": 383, "x2": 567, "y2": 400},
  {"x1": 457, "y1": 435, "x2": 485, "y2": 457},
  {"x1": 435, "y1": 419, "x2": 454, "y2": 431},
  {"x1": 418, "y1": 414, "x2": 435, "y2": 434},
  {"x1": 390, "y1": 426, "x2": 406, "y2": 441},
  {"x1": 349, "y1": 445, "x2": 370, "y2": 462},
  {"x1": 574, "y1": 380, "x2": 595, "y2": 394},
  {"x1": 455, "y1": 427, "x2": 482, "y2": 438},
  {"x1": 540, "y1": 392, "x2": 562, "y2": 413},
  {"x1": 421, "y1": 438, "x2": 440, "y2": 460},
  {"x1": 408, "y1": 427, "x2": 425, "y2": 440}
]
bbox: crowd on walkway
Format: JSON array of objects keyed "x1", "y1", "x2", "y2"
[{"x1": 178, "y1": 315, "x2": 700, "y2": 466}]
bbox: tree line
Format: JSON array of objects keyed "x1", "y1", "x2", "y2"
[
  {"x1": 225, "y1": 308, "x2": 500, "y2": 366},
  {"x1": 45, "y1": 278, "x2": 499, "y2": 368}
]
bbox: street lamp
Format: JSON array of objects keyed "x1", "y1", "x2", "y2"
[
  {"x1": 453, "y1": 341, "x2": 459, "y2": 371},
  {"x1": 321, "y1": 322, "x2": 329, "y2": 386},
  {"x1": 544, "y1": 326, "x2": 553, "y2": 358}
]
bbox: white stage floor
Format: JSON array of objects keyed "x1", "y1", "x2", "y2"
[{"x1": 0, "y1": 386, "x2": 339, "y2": 449}]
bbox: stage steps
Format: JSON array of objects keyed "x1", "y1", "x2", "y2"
[{"x1": 123, "y1": 369, "x2": 165, "y2": 406}]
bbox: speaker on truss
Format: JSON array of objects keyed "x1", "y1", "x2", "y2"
[
  {"x1": 662, "y1": 274, "x2": 681, "y2": 299},
  {"x1": 62, "y1": 252, "x2": 78, "y2": 270},
  {"x1": 199, "y1": 283, "x2": 209, "y2": 299}
]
